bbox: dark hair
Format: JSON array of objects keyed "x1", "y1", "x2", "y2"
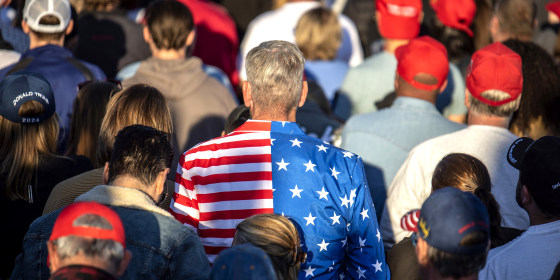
[
  {"x1": 427, "y1": 17, "x2": 474, "y2": 63},
  {"x1": 66, "y1": 81, "x2": 117, "y2": 166},
  {"x1": 473, "y1": 0, "x2": 493, "y2": 50},
  {"x1": 432, "y1": 153, "x2": 505, "y2": 247},
  {"x1": 224, "y1": 105, "x2": 251, "y2": 134},
  {"x1": 502, "y1": 39, "x2": 560, "y2": 137},
  {"x1": 145, "y1": 0, "x2": 194, "y2": 50},
  {"x1": 30, "y1": 15, "x2": 66, "y2": 41},
  {"x1": 108, "y1": 125, "x2": 173, "y2": 187},
  {"x1": 426, "y1": 231, "x2": 489, "y2": 278},
  {"x1": 494, "y1": 0, "x2": 536, "y2": 40}
]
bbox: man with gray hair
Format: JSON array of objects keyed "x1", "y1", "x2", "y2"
[
  {"x1": 47, "y1": 201, "x2": 131, "y2": 279},
  {"x1": 381, "y1": 42, "x2": 530, "y2": 248},
  {"x1": 171, "y1": 40, "x2": 389, "y2": 279}
]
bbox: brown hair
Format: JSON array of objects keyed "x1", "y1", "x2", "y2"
[
  {"x1": 145, "y1": 0, "x2": 194, "y2": 50},
  {"x1": 295, "y1": 7, "x2": 342, "y2": 61},
  {"x1": 431, "y1": 153, "x2": 506, "y2": 247},
  {"x1": 82, "y1": 0, "x2": 114, "y2": 12},
  {"x1": 30, "y1": 15, "x2": 66, "y2": 41},
  {"x1": 66, "y1": 81, "x2": 118, "y2": 167},
  {"x1": 95, "y1": 84, "x2": 172, "y2": 167},
  {"x1": 233, "y1": 214, "x2": 305, "y2": 280},
  {"x1": 0, "y1": 101, "x2": 59, "y2": 201},
  {"x1": 494, "y1": 0, "x2": 536, "y2": 40}
]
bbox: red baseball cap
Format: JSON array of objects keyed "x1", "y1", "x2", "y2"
[
  {"x1": 395, "y1": 36, "x2": 449, "y2": 91},
  {"x1": 376, "y1": 0, "x2": 422, "y2": 39},
  {"x1": 432, "y1": 0, "x2": 476, "y2": 37},
  {"x1": 466, "y1": 42, "x2": 523, "y2": 106},
  {"x1": 546, "y1": 1, "x2": 560, "y2": 19},
  {"x1": 50, "y1": 202, "x2": 125, "y2": 249}
]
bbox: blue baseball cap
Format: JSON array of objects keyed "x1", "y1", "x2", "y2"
[
  {"x1": 0, "y1": 71, "x2": 55, "y2": 124},
  {"x1": 210, "y1": 244, "x2": 276, "y2": 280},
  {"x1": 417, "y1": 187, "x2": 490, "y2": 255}
]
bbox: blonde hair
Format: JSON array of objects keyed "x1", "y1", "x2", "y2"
[
  {"x1": 468, "y1": 89, "x2": 521, "y2": 117},
  {"x1": 295, "y1": 7, "x2": 342, "y2": 61},
  {"x1": 0, "y1": 100, "x2": 59, "y2": 201},
  {"x1": 95, "y1": 84, "x2": 173, "y2": 167},
  {"x1": 233, "y1": 214, "x2": 305, "y2": 280}
]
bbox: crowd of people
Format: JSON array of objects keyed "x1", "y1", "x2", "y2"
[{"x1": 1, "y1": 0, "x2": 560, "y2": 279}]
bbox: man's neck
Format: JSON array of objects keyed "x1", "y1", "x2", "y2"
[
  {"x1": 151, "y1": 47, "x2": 187, "y2": 60},
  {"x1": 384, "y1": 38, "x2": 410, "y2": 54},
  {"x1": 467, "y1": 112, "x2": 510, "y2": 128},
  {"x1": 251, "y1": 108, "x2": 297, "y2": 123},
  {"x1": 29, "y1": 39, "x2": 64, "y2": 49},
  {"x1": 108, "y1": 176, "x2": 157, "y2": 201}
]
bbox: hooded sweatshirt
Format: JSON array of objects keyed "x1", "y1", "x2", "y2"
[{"x1": 123, "y1": 57, "x2": 238, "y2": 170}]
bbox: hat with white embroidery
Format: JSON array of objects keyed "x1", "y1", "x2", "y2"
[{"x1": 507, "y1": 136, "x2": 560, "y2": 216}]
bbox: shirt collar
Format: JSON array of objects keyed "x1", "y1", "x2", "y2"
[{"x1": 234, "y1": 120, "x2": 306, "y2": 135}]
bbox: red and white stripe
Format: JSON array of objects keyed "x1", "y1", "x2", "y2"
[{"x1": 169, "y1": 121, "x2": 275, "y2": 263}]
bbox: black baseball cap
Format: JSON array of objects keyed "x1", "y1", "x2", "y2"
[
  {"x1": 507, "y1": 136, "x2": 560, "y2": 215},
  {"x1": 0, "y1": 71, "x2": 55, "y2": 124}
]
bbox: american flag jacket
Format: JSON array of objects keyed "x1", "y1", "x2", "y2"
[{"x1": 170, "y1": 120, "x2": 389, "y2": 279}]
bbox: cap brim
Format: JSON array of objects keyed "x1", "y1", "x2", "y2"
[{"x1": 507, "y1": 137, "x2": 534, "y2": 170}]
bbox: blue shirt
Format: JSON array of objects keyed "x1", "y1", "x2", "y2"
[
  {"x1": 0, "y1": 45, "x2": 105, "y2": 146},
  {"x1": 265, "y1": 121, "x2": 389, "y2": 279},
  {"x1": 341, "y1": 97, "x2": 465, "y2": 218},
  {"x1": 305, "y1": 60, "x2": 349, "y2": 102}
]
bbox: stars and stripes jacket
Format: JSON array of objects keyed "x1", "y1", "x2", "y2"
[{"x1": 170, "y1": 120, "x2": 389, "y2": 279}]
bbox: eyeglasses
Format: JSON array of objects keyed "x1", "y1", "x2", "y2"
[{"x1": 77, "y1": 79, "x2": 122, "y2": 91}]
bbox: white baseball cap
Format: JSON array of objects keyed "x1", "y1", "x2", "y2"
[{"x1": 24, "y1": 0, "x2": 71, "y2": 33}]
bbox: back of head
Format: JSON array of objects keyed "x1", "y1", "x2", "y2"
[
  {"x1": 145, "y1": 0, "x2": 194, "y2": 51},
  {"x1": 245, "y1": 40, "x2": 305, "y2": 118},
  {"x1": 375, "y1": 0, "x2": 422, "y2": 40},
  {"x1": 49, "y1": 201, "x2": 126, "y2": 276},
  {"x1": 67, "y1": 81, "x2": 118, "y2": 166},
  {"x1": 24, "y1": 0, "x2": 71, "y2": 41},
  {"x1": 295, "y1": 7, "x2": 341, "y2": 61},
  {"x1": 466, "y1": 42, "x2": 523, "y2": 117},
  {"x1": 503, "y1": 39, "x2": 560, "y2": 137},
  {"x1": 395, "y1": 36, "x2": 449, "y2": 98},
  {"x1": 107, "y1": 124, "x2": 173, "y2": 187},
  {"x1": 494, "y1": 0, "x2": 536, "y2": 41},
  {"x1": 0, "y1": 71, "x2": 59, "y2": 201},
  {"x1": 431, "y1": 153, "x2": 505, "y2": 246},
  {"x1": 417, "y1": 187, "x2": 490, "y2": 278},
  {"x1": 507, "y1": 136, "x2": 560, "y2": 218},
  {"x1": 96, "y1": 84, "x2": 172, "y2": 167},
  {"x1": 429, "y1": 0, "x2": 476, "y2": 61},
  {"x1": 210, "y1": 244, "x2": 276, "y2": 280},
  {"x1": 233, "y1": 214, "x2": 305, "y2": 280}
]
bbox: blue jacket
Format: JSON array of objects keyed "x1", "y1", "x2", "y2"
[
  {"x1": 0, "y1": 45, "x2": 105, "y2": 147},
  {"x1": 11, "y1": 185, "x2": 210, "y2": 280}
]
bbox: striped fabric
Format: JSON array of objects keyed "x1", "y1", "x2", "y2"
[{"x1": 170, "y1": 120, "x2": 275, "y2": 262}]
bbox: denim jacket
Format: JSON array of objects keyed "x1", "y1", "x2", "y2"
[{"x1": 11, "y1": 185, "x2": 210, "y2": 279}]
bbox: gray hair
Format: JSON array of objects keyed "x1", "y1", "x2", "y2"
[
  {"x1": 245, "y1": 40, "x2": 305, "y2": 117},
  {"x1": 468, "y1": 89, "x2": 521, "y2": 117},
  {"x1": 52, "y1": 214, "x2": 125, "y2": 271}
]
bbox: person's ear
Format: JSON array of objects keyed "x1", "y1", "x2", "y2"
[
  {"x1": 156, "y1": 168, "x2": 168, "y2": 196},
  {"x1": 242, "y1": 81, "x2": 253, "y2": 108},
  {"x1": 185, "y1": 30, "x2": 195, "y2": 47},
  {"x1": 415, "y1": 237, "x2": 430, "y2": 266},
  {"x1": 464, "y1": 89, "x2": 470, "y2": 110},
  {"x1": 520, "y1": 185, "x2": 531, "y2": 205},
  {"x1": 490, "y1": 16, "x2": 500, "y2": 42},
  {"x1": 116, "y1": 250, "x2": 132, "y2": 277},
  {"x1": 142, "y1": 26, "x2": 151, "y2": 43},
  {"x1": 47, "y1": 242, "x2": 60, "y2": 273},
  {"x1": 21, "y1": 20, "x2": 30, "y2": 34},
  {"x1": 298, "y1": 80, "x2": 308, "y2": 108},
  {"x1": 103, "y1": 162, "x2": 110, "y2": 185},
  {"x1": 394, "y1": 73, "x2": 400, "y2": 91},
  {"x1": 65, "y1": 19, "x2": 74, "y2": 35},
  {"x1": 438, "y1": 79, "x2": 448, "y2": 94}
]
